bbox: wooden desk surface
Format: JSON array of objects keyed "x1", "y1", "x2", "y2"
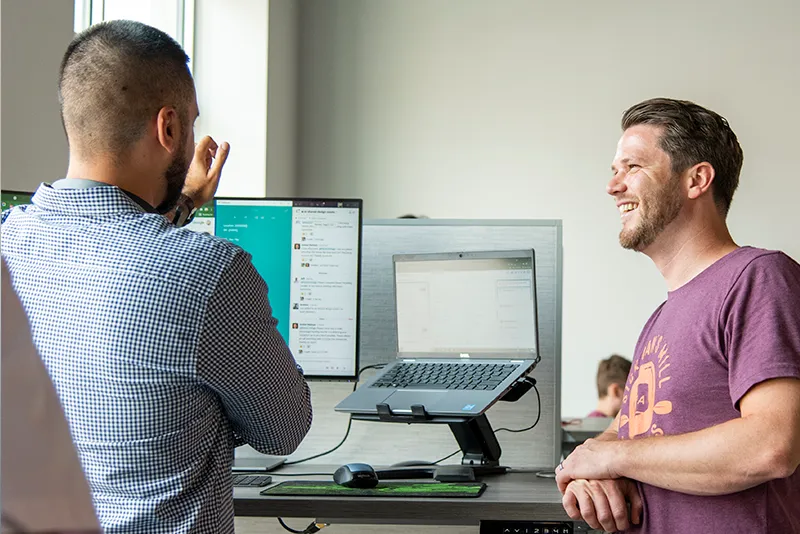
[{"x1": 233, "y1": 465, "x2": 572, "y2": 525}]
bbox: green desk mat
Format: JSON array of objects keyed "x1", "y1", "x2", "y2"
[{"x1": 261, "y1": 480, "x2": 486, "y2": 498}]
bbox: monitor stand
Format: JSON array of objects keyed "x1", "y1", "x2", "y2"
[{"x1": 232, "y1": 455, "x2": 286, "y2": 472}]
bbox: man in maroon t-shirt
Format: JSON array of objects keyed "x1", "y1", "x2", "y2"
[{"x1": 556, "y1": 98, "x2": 800, "y2": 533}]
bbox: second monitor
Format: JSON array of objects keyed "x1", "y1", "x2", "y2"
[{"x1": 215, "y1": 198, "x2": 362, "y2": 379}]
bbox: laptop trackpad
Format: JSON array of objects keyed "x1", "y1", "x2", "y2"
[{"x1": 384, "y1": 390, "x2": 445, "y2": 413}]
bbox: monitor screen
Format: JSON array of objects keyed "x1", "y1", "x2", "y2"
[
  {"x1": 1, "y1": 190, "x2": 33, "y2": 210},
  {"x1": 394, "y1": 250, "x2": 538, "y2": 358},
  {"x1": 215, "y1": 198, "x2": 362, "y2": 378}
]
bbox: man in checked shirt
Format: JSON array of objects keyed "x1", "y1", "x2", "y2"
[{"x1": 1, "y1": 20, "x2": 312, "y2": 533}]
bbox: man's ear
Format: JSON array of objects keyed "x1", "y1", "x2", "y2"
[
  {"x1": 609, "y1": 382, "x2": 623, "y2": 399},
  {"x1": 687, "y1": 162, "x2": 715, "y2": 201},
  {"x1": 155, "y1": 106, "x2": 180, "y2": 154}
]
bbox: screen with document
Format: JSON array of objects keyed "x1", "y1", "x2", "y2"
[{"x1": 394, "y1": 251, "x2": 537, "y2": 357}]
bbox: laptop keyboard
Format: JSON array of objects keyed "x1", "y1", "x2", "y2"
[{"x1": 371, "y1": 362, "x2": 519, "y2": 390}]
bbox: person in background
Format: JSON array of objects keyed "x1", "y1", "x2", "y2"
[
  {"x1": 587, "y1": 354, "x2": 632, "y2": 418},
  {"x1": 2, "y1": 259, "x2": 100, "y2": 534},
  {"x1": 557, "y1": 98, "x2": 800, "y2": 533},
  {"x1": 1, "y1": 20, "x2": 311, "y2": 533}
]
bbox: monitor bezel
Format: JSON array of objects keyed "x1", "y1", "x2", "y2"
[{"x1": 213, "y1": 196, "x2": 363, "y2": 381}]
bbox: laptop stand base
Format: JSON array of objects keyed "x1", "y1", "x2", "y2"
[{"x1": 371, "y1": 403, "x2": 506, "y2": 472}]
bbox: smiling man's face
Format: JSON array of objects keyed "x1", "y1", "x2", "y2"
[{"x1": 608, "y1": 124, "x2": 684, "y2": 252}]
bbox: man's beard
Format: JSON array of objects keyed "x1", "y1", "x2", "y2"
[
  {"x1": 619, "y1": 173, "x2": 683, "y2": 251},
  {"x1": 156, "y1": 137, "x2": 191, "y2": 214}
]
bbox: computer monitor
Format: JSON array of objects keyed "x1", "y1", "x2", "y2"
[
  {"x1": 393, "y1": 249, "x2": 539, "y2": 359},
  {"x1": 1, "y1": 190, "x2": 33, "y2": 210},
  {"x1": 214, "y1": 198, "x2": 362, "y2": 379},
  {"x1": 185, "y1": 202, "x2": 215, "y2": 235}
]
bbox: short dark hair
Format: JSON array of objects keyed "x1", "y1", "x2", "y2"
[
  {"x1": 58, "y1": 20, "x2": 194, "y2": 159},
  {"x1": 597, "y1": 354, "x2": 631, "y2": 398},
  {"x1": 621, "y1": 98, "x2": 744, "y2": 217}
]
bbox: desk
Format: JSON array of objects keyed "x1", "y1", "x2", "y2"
[
  {"x1": 562, "y1": 417, "x2": 612, "y2": 442},
  {"x1": 561, "y1": 417, "x2": 612, "y2": 457},
  {"x1": 234, "y1": 465, "x2": 581, "y2": 527}
]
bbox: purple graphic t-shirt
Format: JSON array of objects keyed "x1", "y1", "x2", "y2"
[{"x1": 618, "y1": 247, "x2": 800, "y2": 534}]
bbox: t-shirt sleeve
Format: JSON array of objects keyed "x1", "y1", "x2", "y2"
[{"x1": 723, "y1": 252, "x2": 800, "y2": 409}]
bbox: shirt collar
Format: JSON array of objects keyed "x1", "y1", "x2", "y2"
[
  {"x1": 50, "y1": 178, "x2": 157, "y2": 213},
  {"x1": 32, "y1": 182, "x2": 156, "y2": 218}
]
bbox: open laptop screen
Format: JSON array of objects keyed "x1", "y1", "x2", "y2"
[{"x1": 393, "y1": 250, "x2": 538, "y2": 359}]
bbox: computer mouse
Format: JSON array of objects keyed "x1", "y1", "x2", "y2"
[{"x1": 333, "y1": 463, "x2": 379, "y2": 489}]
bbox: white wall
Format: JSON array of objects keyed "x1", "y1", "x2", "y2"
[
  {"x1": 265, "y1": 0, "x2": 299, "y2": 197},
  {"x1": 297, "y1": 0, "x2": 800, "y2": 417},
  {"x1": 1, "y1": 0, "x2": 73, "y2": 192},
  {"x1": 193, "y1": 0, "x2": 297, "y2": 197},
  {"x1": 193, "y1": 0, "x2": 268, "y2": 198}
]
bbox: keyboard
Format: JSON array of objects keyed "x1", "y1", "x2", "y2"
[
  {"x1": 370, "y1": 362, "x2": 519, "y2": 390},
  {"x1": 233, "y1": 474, "x2": 273, "y2": 487}
]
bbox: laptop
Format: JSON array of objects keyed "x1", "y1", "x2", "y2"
[{"x1": 336, "y1": 249, "x2": 540, "y2": 418}]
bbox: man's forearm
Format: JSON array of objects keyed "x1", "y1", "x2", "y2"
[
  {"x1": 594, "y1": 414, "x2": 620, "y2": 441},
  {"x1": 611, "y1": 416, "x2": 792, "y2": 495},
  {"x1": 594, "y1": 428, "x2": 619, "y2": 442}
]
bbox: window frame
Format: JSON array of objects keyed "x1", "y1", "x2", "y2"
[{"x1": 73, "y1": 0, "x2": 194, "y2": 71}]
